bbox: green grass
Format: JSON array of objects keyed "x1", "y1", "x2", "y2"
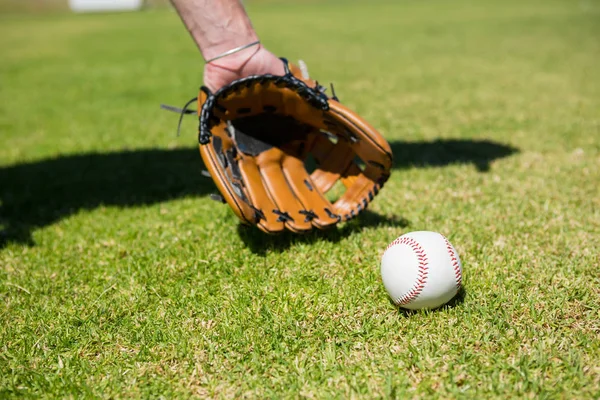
[{"x1": 1, "y1": 0, "x2": 599, "y2": 397}]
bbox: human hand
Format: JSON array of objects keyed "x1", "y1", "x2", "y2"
[{"x1": 203, "y1": 45, "x2": 285, "y2": 92}]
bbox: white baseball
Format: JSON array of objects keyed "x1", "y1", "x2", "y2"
[{"x1": 380, "y1": 231, "x2": 462, "y2": 310}]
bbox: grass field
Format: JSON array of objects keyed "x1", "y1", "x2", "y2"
[{"x1": 1, "y1": 0, "x2": 599, "y2": 397}]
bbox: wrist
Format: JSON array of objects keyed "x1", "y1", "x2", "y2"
[
  {"x1": 203, "y1": 46, "x2": 285, "y2": 92},
  {"x1": 205, "y1": 40, "x2": 261, "y2": 64},
  {"x1": 206, "y1": 42, "x2": 263, "y2": 72},
  {"x1": 200, "y1": 32, "x2": 259, "y2": 62}
]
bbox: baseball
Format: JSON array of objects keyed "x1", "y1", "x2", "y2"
[{"x1": 380, "y1": 231, "x2": 462, "y2": 310}]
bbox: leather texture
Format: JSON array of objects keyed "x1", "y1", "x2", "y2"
[{"x1": 198, "y1": 59, "x2": 392, "y2": 233}]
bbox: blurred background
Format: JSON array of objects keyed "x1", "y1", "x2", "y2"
[
  {"x1": 0, "y1": 0, "x2": 171, "y2": 13},
  {"x1": 0, "y1": 0, "x2": 313, "y2": 14}
]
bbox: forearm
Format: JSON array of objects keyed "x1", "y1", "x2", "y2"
[{"x1": 170, "y1": 0, "x2": 258, "y2": 61}]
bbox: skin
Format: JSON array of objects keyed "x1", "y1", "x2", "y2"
[{"x1": 169, "y1": 0, "x2": 285, "y2": 91}]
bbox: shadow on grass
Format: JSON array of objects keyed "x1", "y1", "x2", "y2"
[
  {"x1": 0, "y1": 148, "x2": 213, "y2": 247},
  {"x1": 0, "y1": 139, "x2": 516, "y2": 248},
  {"x1": 391, "y1": 286, "x2": 467, "y2": 317},
  {"x1": 237, "y1": 210, "x2": 410, "y2": 255},
  {"x1": 390, "y1": 139, "x2": 516, "y2": 172}
]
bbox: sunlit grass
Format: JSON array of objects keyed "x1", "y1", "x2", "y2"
[{"x1": 1, "y1": 0, "x2": 599, "y2": 397}]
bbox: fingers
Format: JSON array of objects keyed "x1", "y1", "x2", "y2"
[
  {"x1": 240, "y1": 142, "x2": 340, "y2": 232},
  {"x1": 281, "y1": 156, "x2": 339, "y2": 229},
  {"x1": 332, "y1": 174, "x2": 380, "y2": 221},
  {"x1": 199, "y1": 132, "x2": 258, "y2": 227},
  {"x1": 237, "y1": 155, "x2": 285, "y2": 234},
  {"x1": 255, "y1": 148, "x2": 313, "y2": 233},
  {"x1": 309, "y1": 135, "x2": 355, "y2": 193}
]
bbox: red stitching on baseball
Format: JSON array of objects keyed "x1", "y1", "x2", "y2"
[
  {"x1": 442, "y1": 235, "x2": 462, "y2": 290},
  {"x1": 386, "y1": 236, "x2": 429, "y2": 306}
]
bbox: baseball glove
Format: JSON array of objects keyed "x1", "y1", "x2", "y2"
[{"x1": 171, "y1": 58, "x2": 392, "y2": 234}]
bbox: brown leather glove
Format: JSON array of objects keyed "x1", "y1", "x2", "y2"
[{"x1": 198, "y1": 58, "x2": 392, "y2": 234}]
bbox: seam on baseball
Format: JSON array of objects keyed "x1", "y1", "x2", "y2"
[
  {"x1": 386, "y1": 236, "x2": 428, "y2": 306},
  {"x1": 441, "y1": 235, "x2": 462, "y2": 290}
]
